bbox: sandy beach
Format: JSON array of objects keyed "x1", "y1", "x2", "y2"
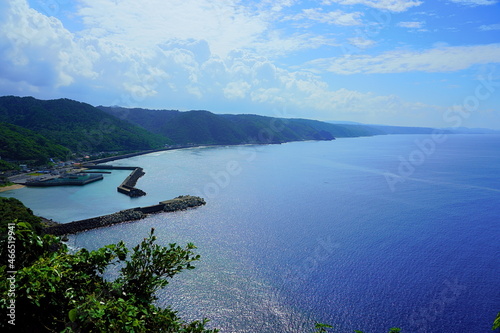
[{"x1": 0, "y1": 184, "x2": 26, "y2": 192}]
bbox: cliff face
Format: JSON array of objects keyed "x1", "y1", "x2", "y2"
[{"x1": 44, "y1": 196, "x2": 206, "y2": 235}]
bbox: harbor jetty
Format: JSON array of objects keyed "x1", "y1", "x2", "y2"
[
  {"x1": 44, "y1": 195, "x2": 206, "y2": 235},
  {"x1": 84, "y1": 165, "x2": 147, "y2": 197}
]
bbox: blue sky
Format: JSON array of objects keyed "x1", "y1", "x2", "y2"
[{"x1": 1, "y1": 0, "x2": 499, "y2": 128}]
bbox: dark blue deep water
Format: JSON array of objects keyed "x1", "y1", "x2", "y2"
[{"x1": 3, "y1": 134, "x2": 499, "y2": 332}]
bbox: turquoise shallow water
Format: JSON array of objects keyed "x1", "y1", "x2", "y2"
[{"x1": 3, "y1": 134, "x2": 499, "y2": 332}]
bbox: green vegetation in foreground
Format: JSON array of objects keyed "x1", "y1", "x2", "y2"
[
  {"x1": 1, "y1": 223, "x2": 217, "y2": 332},
  {"x1": 494, "y1": 312, "x2": 500, "y2": 330},
  {"x1": 0, "y1": 198, "x2": 497, "y2": 332},
  {"x1": 0, "y1": 197, "x2": 42, "y2": 233},
  {"x1": 0, "y1": 212, "x2": 217, "y2": 331},
  {"x1": 312, "y1": 324, "x2": 402, "y2": 333}
]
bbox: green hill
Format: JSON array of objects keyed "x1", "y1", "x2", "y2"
[
  {"x1": 0, "y1": 122, "x2": 70, "y2": 165},
  {"x1": 0, "y1": 96, "x2": 170, "y2": 154},
  {"x1": 1, "y1": 96, "x2": 460, "y2": 168},
  {"x1": 160, "y1": 110, "x2": 246, "y2": 144},
  {"x1": 99, "y1": 107, "x2": 249, "y2": 144},
  {"x1": 99, "y1": 106, "x2": 384, "y2": 145}
]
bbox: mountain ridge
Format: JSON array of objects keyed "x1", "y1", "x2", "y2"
[
  {"x1": 1, "y1": 95, "x2": 495, "y2": 168},
  {"x1": 98, "y1": 106, "x2": 384, "y2": 145},
  {"x1": 0, "y1": 96, "x2": 170, "y2": 156}
]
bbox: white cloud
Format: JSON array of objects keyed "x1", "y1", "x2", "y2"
[
  {"x1": 347, "y1": 37, "x2": 376, "y2": 49},
  {"x1": 309, "y1": 44, "x2": 500, "y2": 74},
  {"x1": 2, "y1": 0, "x2": 495, "y2": 129},
  {"x1": 76, "y1": 0, "x2": 269, "y2": 58},
  {"x1": 223, "y1": 81, "x2": 252, "y2": 99},
  {"x1": 1, "y1": 1, "x2": 424, "y2": 119},
  {"x1": 75, "y1": 0, "x2": 345, "y2": 59},
  {"x1": 252, "y1": 32, "x2": 338, "y2": 56},
  {"x1": 321, "y1": 0, "x2": 423, "y2": 12},
  {"x1": 448, "y1": 0, "x2": 498, "y2": 6},
  {"x1": 0, "y1": 0, "x2": 97, "y2": 90},
  {"x1": 259, "y1": 0, "x2": 297, "y2": 12},
  {"x1": 290, "y1": 8, "x2": 364, "y2": 26},
  {"x1": 479, "y1": 23, "x2": 500, "y2": 31},
  {"x1": 397, "y1": 21, "x2": 425, "y2": 29}
]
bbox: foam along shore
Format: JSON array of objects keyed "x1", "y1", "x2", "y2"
[{"x1": 44, "y1": 195, "x2": 206, "y2": 235}]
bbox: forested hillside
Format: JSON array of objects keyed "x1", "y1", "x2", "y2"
[
  {"x1": 0, "y1": 96, "x2": 170, "y2": 155},
  {"x1": 99, "y1": 106, "x2": 382, "y2": 145},
  {"x1": 0, "y1": 122, "x2": 70, "y2": 165},
  {"x1": 0, "y1": 96, "x2": 467, "y2": 169}
]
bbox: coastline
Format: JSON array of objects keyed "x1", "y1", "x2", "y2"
[
  {"x1": 84, "y1": 139, "x2": 323, "y2": 165},
  {"x1": 84, "y1": 144, "x2": 212, "y2": 165},
  {"x1": 0, "y1": 184, "x2": 26, "y2": 192}
]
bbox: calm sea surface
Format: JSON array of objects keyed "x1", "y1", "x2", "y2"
[{"x1": 3, "y1": 134, "x2": 499, "y2": 332}]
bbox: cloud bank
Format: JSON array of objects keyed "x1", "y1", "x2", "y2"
[{"x1": 0, "y1": 0, "x2": 499, "y2": 129}]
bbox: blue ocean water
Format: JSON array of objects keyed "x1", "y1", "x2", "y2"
[{"x1": 2, "y1": 134, "x2": 499, "y2": 332}]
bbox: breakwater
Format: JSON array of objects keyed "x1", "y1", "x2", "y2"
[
  {"x1": 84, "y1": 165, "x2": 147, "y2": 197},
  {"x1": 117, "y1": 167, "x2": 146, "y2": 197},
  {"x1": 44, "y1": 195, "x2": 206, "y2": 235}
]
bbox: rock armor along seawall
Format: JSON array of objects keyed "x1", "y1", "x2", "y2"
[{"x1": 44, "y1": 196, "x2": 206, "y2": 235}]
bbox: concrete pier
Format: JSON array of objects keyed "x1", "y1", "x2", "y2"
[
  {"x1": 84, "y1": 165, "x2": 147, "y2": 197},
  {"x1": 44, "y1": 195, "x2": 206, "y2": 235}
]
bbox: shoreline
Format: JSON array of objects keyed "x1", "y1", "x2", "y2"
[
  {"x1": 84, "y1": 144, "x2": 216, "y2": 165},
  {"x1": 0, "y1": 184, "x2": 26, "y2": 192},
  {"x1": 84, "y1": 139, "x2": 323, "y2": 165}
]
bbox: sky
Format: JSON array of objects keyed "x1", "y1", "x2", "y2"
[{"x1": 0, "y1": 0, "x2": 499, "y2": 128}]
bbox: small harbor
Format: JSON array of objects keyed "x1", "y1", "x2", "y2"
[
  {"x1": 25, "y1": 173, "x2": 104, "y2": 186},
  {"x1": 83, "y1": 164, "x2": 147, "y2": 197}
]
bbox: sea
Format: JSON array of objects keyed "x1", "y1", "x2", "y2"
[{"x1": 2, "y1": 134, "x2": 499, "y2": 333}]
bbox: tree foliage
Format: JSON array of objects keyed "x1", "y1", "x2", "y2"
[
  {"x1": 0, "y1": 198, "x2": 496, "y2": 332},
  {"x1": 0, "y1": 96, "x2": 170, "y2": 155},
  {"x1": 0, "y1": 220, "x2": 218, "y2": 332},
  {"x1": 101, "y1": 106, "x2": 354, "y2": 145},
  {"x1": 0, "y1": 122, "x2": 71, "y2": 164},
  {"x1": 312, "y1": 323, "x2": 402, "y2": 333},
  {"x1": 0, "y1": 197, "x2": 42, "y2": 233},
  {"x1": 493, "y1": 312, "x2": 500, "y2": 330}
]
